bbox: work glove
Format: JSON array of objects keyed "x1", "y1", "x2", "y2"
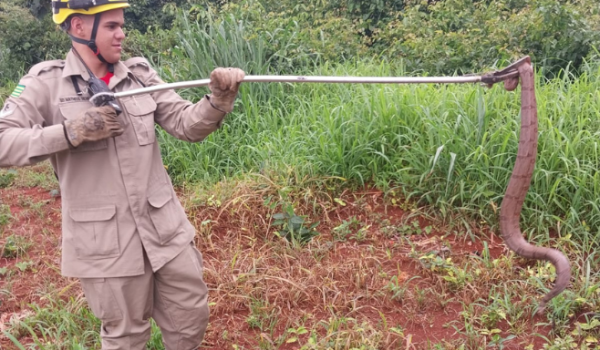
[
  {"x1": 207, "y1": 67, "x2": 245, "y2": 113},
  {"x1": 63, "y1": 105, "x2": 124, "y2": 148}
]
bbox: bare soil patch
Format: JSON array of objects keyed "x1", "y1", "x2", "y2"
[{"x1": 0, "y1": 184, "x2": 559, "y2": 349}]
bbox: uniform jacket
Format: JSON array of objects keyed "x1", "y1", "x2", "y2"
[{"x1": 0, "y1": 50, "x2": 226, "y2": 278}]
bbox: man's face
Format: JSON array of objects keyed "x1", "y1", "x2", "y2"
[{"x1": 77, "y1": 9, "x2": 126, "y2": 63}]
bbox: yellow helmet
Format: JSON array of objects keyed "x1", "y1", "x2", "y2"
[{"x1": 52, "y1": 0, "x2": 130, "y2": 24}]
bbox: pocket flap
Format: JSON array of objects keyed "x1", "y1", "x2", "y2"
[
  {"x1": 70, "y1": 206, "x2": 116, "y2": 222},
  {"x1": 59, "y1": 101, "x2": 94, "y2": 120},
  {"x1": 148, "y1": 186, "x2": 173, "y2": 208},
  {"x1": 123, "y1": 94, "x2": 157, "y2": 116}
]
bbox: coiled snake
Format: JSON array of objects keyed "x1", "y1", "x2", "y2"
[{"x1": 483, "y1": 56, "x2": 571, "y2": 313}]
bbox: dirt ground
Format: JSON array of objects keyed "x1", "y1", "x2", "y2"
[{"x1": 0, "y1": 183, "x2": 560, "y2": 349}]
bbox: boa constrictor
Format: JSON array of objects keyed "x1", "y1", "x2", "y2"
[{"x1": 482, "y1": 57, "x2": 571, "y2": 314}]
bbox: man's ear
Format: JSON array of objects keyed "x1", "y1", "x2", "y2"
[{"x1": 70, "y1": 16, "x2": 85, "y2": 35}]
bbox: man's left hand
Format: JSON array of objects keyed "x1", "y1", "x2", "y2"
[{"x1": 207, "y1": 67, "x2": 245, "y2": 113}]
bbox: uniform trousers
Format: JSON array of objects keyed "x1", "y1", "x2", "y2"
[{"x1": 79, "y1": 243, "x2": 209, "y2": 350}]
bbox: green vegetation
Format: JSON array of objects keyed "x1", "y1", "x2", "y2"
[
  {"x1": 0, "y1": 169, "x2": 16, "y2": 188},
  {"x1": 2, "y1": 293, "x2": 169, "y2": 349},
  {"x1": 0, "y1": 164, "x2": 58, "y2": 190},
  {"x1": 1, "y1": 0, "x2": 599, "y2": 85},
  {"x1": 1, "y1": 234, "x2": 31, "y2": 258},
  {"x1": 155, "y1": 16, "x2": 600, "y2": 242},
  {"x1": 0, "y1": 203, "x2": 11, "y2": 233}
]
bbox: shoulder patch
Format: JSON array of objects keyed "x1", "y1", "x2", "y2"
[
  {"x1": 10, "y1": 84, "x2": 25, "y2": 98},
  {"x1": 0, "y1": 101, "x2": 16, "y2": 119},
  {"x1": 124, "y1": 57, "x2": 150, "y2": 70},
  {"x1": 28, "y1": 60, "x2": 65, "y2": 76}
]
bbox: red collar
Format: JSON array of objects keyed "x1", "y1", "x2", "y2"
[{"x1": 100, "y1": 71, "x2": 114, "y2": 86}]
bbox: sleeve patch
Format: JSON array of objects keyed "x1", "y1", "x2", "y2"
[
  {"x1": 10, "y1": 84, "x2": 25, "y2": 98},
  {"x1": 0, "y1": 102, "x2": 15, "y2": 118}
]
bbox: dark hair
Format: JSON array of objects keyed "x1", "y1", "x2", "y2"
[{"x1": 60, "y1": 14, "x2": 83, "y2": 32}]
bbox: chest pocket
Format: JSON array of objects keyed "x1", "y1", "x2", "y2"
[
  {"x1": 58, "y1": 101, "x2": 108, "y2": 152},
  {"x1": 122, "y1": 94, "x2": 158, "y2": 146}
]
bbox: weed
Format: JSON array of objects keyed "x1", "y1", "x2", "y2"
[
  {"x1": 538, "y1": 335, "x2": 579, "y2": 349},
  {"x1": 443, "y1": 265, "x2": 472, "y2": 292},
  {"x1": 332, "y1": 216, "x2": 370, "y2": 242},
  {"x1": 0, "y1": 204, "x2": 12, "y2": 232},
  {"x1": 479, "y1": 304, "x2": 507, "y2": 330},
  {"x1": 386, "y1": 275, "x2": 419, "y2": 303},
  {"x1": 15, "y1": 260, "x2": 35, "y2": 273},
  {"x1": 418, "y1": 252, "x2": 454, "y2": 272},
  {"x1": 399, "y1": 220, "x2": 422, "y2": 236},
  {"x1": 271, "y1": 204, "x2": 319, "y2": 244},
  {"x1": 16, "y1": 196, "x2": 48, "y2": 219},
  {"x1": 303, "y1": 317, "x2": 385, "y2": 349},
  {"x1": 285, "y1": 325, "x2": 308, "y2": 345},
  {"x1": 571, "y1": 318, "x2": 600, "y2": 346},
  {"x1": 0, "y1": 169, "x2": 16, "y2": 188},
  {"x1": 414, "y1": 287, "x2": 428, "y2": 310},
  {"x1": 1, "y1": 235, "x2": 32, "y2": 258},
  {"x1": 332, "y1": 216, "x2": 362, "y2": 241},
  {"x1": 483, "y1": 329, "x2": 516, "y2": 350},
  {"x1": 246, "y1": 298, "x2": 279, "y2": 334}
]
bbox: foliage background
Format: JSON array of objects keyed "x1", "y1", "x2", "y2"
[{"x1": 0, "y1": 0, "x2": 598, "y2": 87}]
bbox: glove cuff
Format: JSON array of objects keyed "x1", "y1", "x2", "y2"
[
  {"x1": 206, "y1": 94, "x2": 233, "y2": 113},
  {"x1": 62, "y1": 120, "x2": 80, "y2": 148}
]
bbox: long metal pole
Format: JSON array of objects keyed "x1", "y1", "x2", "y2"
[{"x1": 114, "y1": 75, "x2": 484, "y2": 99}]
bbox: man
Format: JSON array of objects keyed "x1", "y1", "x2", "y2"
[{"x1": 0, "y1": 0, "x2": 245, "y2": 349}]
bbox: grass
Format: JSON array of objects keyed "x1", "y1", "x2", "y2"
[
  {"x1": 0, "y1": 203, "x2": 11, "y2": 231},
  {"x1": 0, "y1": 163, "x2": 58, "y2": 190},
  {"x1": 153, "y1": 19, "x2": 600, "y2": 244},
  {"x1": 3, "y1": 175, "x2": 599, "y2": 349},
  {"x1": 3, "y1": 295, "x2": 169, "y2": 350},
  {"x1": 1, "y1": 234, "x2": 32, "y2": 259}
]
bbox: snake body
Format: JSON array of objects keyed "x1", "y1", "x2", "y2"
[{"x1": 498, "y1": 58, "x2": 571, "y2": 313}]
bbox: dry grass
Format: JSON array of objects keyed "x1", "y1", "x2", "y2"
[
  {"x1": 1, "y1": 167, "x2": 598, "y2": 350},
  {"x1": 175, "y1": 177, "x2": 593, "y2": 349}
]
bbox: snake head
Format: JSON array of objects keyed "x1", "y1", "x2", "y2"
[{"x1": 504, "y1": 77, "x2": 520, "y2": 91}]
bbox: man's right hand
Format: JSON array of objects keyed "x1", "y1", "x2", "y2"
[
  {"x1": 208, "y1": 67, "x2": 245, "y2": 113},
  {"x1": 63, "y1": 105, "x2": 124, "y2": 148}
]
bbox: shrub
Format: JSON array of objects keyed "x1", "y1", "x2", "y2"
[
  {"x1": 0, "y1": 1, "x2": 69, "y2": 83},
  {"x1": 378, "y1": 0, "x2": 600, "y2": 75}
]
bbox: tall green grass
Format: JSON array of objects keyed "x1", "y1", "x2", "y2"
[
  {"x1": 4, "y1": 295, "x2": 166, "y2": 350},
  {"x1": 154, "y1": 13, "x2": 600, "y2": 241}
]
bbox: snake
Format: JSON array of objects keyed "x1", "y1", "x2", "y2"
[{"x1": 493, "y1": 57, "x2": 571, "y2": 314}]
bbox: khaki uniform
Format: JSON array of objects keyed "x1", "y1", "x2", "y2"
[
  {"x1": 0, "y1": 50, "x2": 220, "y2": 348},
  {"x1": 0, "y1": 50, "x2": 223, "y2": 277},
  {"x1": 80, "y1": 243, "x2": 209, "y2": 349}
]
